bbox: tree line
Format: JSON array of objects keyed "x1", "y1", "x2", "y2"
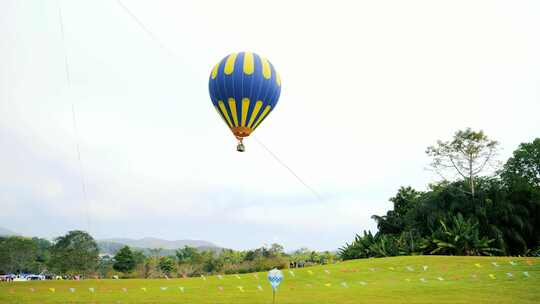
[
  {"x1": 0, "y1": 231, "x2": 335, "y2": 278},
  {"x1": 340, "y1": 130, "x2": 540, "y2": 259}
]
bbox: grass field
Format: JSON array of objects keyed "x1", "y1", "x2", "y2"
[{"x1": 1, "y1": 256, "x2": 539, "y2": 303}]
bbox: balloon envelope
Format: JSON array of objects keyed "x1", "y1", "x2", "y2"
[{"x1": 209, "y1": 52, "x2": 281, "y2": 140}]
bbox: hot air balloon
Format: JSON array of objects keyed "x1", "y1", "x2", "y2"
[{"x1": 209, "y1": 52, "x2": 281, "y2": 152}]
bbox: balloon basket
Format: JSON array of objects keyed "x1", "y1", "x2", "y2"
[{"x1": 236, "y1": 139, "x2": 245, "y2": 152}]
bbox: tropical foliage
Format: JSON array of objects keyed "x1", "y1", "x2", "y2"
[{"x1": 340, "y1": 133, "x2": 540, "y2": 260}]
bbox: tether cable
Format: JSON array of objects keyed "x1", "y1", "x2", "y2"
[{"x1": 58, "y1": 3, "x2": 91, "y2": 232}]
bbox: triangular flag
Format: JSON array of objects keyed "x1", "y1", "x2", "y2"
[
  {"x1": 49, "y1": 288, "x2": 55, "y2": 293},
  {"x1": 423, "y1": 265, "x2": 428, "y2": 271},
  {"x1": 237, "y1": 286, "x2": 244, "y2": 293},
  {"x1": 437, "y1": 277, "x2": 444, "y2": 281},
  {"x1": 178, "y1": 286, "x2": 185, "y2": 293},
  {"x1": 141, "y1": 287, "x2": 147, "y2": 292}
]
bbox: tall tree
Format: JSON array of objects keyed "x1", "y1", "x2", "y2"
[
  {"x1": 97, "y1": 255, "x2": 114, "y2": 278},
  {"x1": 32, "y1": 237, "x2": 52, "y2": 273},
  {"x1": 502, "y1": 138, "x2": 540, "y2": 187},
  {"x1": 176, "y1": 246, "x2": 201, "y2": 264},
  {"x1": 426, "y1": 128, "x2": 499, "y2": 197},
  {"x1": 269, "y1": 243, "x2": 284, "y2": 257},
  {"x1": 113, "y1": 246, "x2": 136, "y2": 273},
  {"x1": 49, "y1": 230, "x2": 99, "y2": 275},
  {"x1": 158, "y1": 256, "x2": 176, "y2": 276},
  {"x1": 372, "y1": 186, "x2": 422, "y2": 234},
  {"x1": 0, "y1": 237, "x2": 39, "y2": 273}
]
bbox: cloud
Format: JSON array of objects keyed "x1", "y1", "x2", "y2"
[{"x1": 1, "y1": 0, "x2": 539, "y2": 250}]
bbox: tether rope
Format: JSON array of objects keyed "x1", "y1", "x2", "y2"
[{"x1": 58, "y1": 3, "x2": 91, "y2": 232}]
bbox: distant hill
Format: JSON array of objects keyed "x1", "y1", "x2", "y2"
[
  {"x1": 97, "y1": 237, "x2": 220, "y2": 256},
  {"x1": 0, "y1": 227, "x2": 17, "y2": 236},
  {"x1": 100, "y1": 237, "x2": 216, "y2": 250}
]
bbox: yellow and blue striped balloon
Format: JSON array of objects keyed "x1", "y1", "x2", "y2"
[{"x1": 209, "y1": 52, "x2": 281, "y2": 145}]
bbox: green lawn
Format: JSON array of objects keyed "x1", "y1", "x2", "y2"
[{"x1": 1, "y1": 256, "x2": 539, "y2": 303}]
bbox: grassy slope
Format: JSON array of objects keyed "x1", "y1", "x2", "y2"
[{"x1": 1, "y1": 256, "x2": 539, "y2": 303}]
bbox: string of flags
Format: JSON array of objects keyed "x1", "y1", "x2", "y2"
[{"x1": 6, "y1": 260, "x2": 536, "y2": 297}]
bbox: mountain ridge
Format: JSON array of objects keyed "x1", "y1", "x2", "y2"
[{"x1": 99, "y1": 237, "x2": 217, "y2": 250}]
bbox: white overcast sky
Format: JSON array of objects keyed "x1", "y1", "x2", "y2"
[{"x1": 1, "y1": 0, "x2": 539, "y2": 251}]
